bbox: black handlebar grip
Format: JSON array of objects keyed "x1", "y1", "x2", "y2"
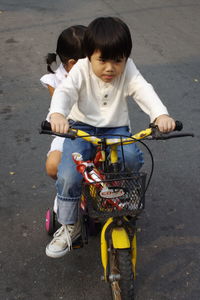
[
  {"x1": 41, "y1": 120, "x2": 52, "y2": 131},
  {"x1": 174, "y1": 120, "x2": 183, "y2": 131},
  {"x1": 40, "y1": 120, "x2": 77, "y2": 139}
]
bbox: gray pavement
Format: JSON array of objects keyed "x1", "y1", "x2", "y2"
[{"x1": 0, "y1": 0, "x2": 200, "y2": 299}]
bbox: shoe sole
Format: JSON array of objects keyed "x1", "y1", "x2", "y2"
[
  {"x1": 45, "y1": 232, "x2": 81, "y2": 258},
  {"x1": 46, "y1": 246, "x2": 70, "y2": 258}
]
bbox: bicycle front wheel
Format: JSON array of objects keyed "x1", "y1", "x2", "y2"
[{"x1": 108, "y1": 244, "x2": 135, "y2": 300}]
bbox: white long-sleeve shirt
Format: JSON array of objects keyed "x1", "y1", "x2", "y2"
[
  {"x1": 40, "y1": 63, "x2": 68, "y2": 121},
  {"x1": 40, "y1": 63, "x2": 68, "y2": 89},
  {"x1": 49, "y1": 57, "x2": 168, "y2": 127}
]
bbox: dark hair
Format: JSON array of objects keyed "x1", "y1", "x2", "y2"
[
  {"x1": 46, "y1": 25, "x2": 87, "y2": 73},
  {"x1": 83, "y1": 17, "x2": 132, "y2": 60}
]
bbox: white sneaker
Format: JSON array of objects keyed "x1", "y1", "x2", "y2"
[{"x1": 46, "y1": 222, "x2": 81, "y2": 258}]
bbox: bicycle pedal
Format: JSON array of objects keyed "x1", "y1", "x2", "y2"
[{"x1": 72, "y1": 237, "x2": 83, "y2": 249}]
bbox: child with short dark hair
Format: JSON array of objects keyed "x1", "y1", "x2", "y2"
[{"x1": 46, "y1": 17, "x2": 175, "y2": 258}]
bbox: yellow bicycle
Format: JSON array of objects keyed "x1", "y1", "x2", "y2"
[{"x1": 41, "y1": 120, "x2": 193, "y2": 300}]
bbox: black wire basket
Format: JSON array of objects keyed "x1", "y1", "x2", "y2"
[{"x1": 82, "y1": 172, "x2": 147, "y2": 218}]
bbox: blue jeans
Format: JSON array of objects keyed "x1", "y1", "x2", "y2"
[{"x1": 56, "y1": 121, "x2": 144, "y2": 224}]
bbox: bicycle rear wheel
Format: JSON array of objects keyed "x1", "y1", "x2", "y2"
[{"x1": 108, "y1": 243, "x2": 135, "y2": 300}]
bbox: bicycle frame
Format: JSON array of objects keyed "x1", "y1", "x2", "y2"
[
  {"x1": 70, "y1": 126, "x2": 152, "y2": 164},
  {"x1": 69, "y1": 128, "x2": 148, "y2": 282}
]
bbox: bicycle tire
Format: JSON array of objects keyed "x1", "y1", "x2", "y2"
[
  {"x1": 108, "y1": 243, "x2": 135, "y2": 300},
  {"x1": 45, "y1": 209, "x2": 55, "y2": 236},
  {"x1": 45, "y1": 209, "x2": 60, "y2": 236}
]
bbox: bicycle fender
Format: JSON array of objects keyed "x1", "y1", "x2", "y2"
[
  {"x1": 131, "y1": 234, "x2": 137, "y2": 278},
  {"x1": 111, "y1": 227, "x2": 131, "y2": 249},
  {"x1": 101, "y1": 218, "x2": 113, "y2": 281}
]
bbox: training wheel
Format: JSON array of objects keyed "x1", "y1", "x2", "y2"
[{"x1": 45, "y1": 208, "x2": 57, "y2": 236}]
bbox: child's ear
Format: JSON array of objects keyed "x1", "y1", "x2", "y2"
[{"x1": 68, "y1": 59, "x2": 77, "y2": 71}]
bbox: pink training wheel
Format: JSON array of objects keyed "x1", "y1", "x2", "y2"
[
  {"x1": 45, "y1": 209, "x2": 51, "y2": 232},
  {"x1": 45, "y1": 208, "x2": 56, "y2": 236}
]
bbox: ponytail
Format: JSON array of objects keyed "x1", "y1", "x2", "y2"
[
  {"x1": 44, "y1": 25, "x2": 87, "y2": 74},
  {"x1": 45, "y1": 52, "x2": 57, "y2": 73}
]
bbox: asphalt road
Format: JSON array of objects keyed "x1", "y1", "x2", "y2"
[{"x1": 0, "y1": 1, "x2": 200, "y2": 299}]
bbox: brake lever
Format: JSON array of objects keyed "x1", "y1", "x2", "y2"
[{"x1": 149, "y1": 123, "x2": 165, "y2": 139}]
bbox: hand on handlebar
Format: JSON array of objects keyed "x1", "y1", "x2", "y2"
[
  {"x1": 154, "y1": 114, "x2": 176, "y2": 133},
  {"x1": 50, "y1": 113, "x2": 69, "y2": 134}
]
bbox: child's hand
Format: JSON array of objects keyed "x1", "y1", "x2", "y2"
[
  {"x1": 50, "y1": 113, "x2": 69, "y2": 133},
  {"x1": 154, "y1": 114, "x2": 176, "y2": 133}
]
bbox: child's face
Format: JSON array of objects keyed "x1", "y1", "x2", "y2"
[{"x1": 90, "y1": 50, "x2": 126, "y2": 83}]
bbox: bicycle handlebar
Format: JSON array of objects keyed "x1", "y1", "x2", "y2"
[
  {"x1": 40, "y1": 120, "x2": 194, "y2": 144},
  {"x1": 147, "y1": 121, "x2": 194, "y2": 140}
]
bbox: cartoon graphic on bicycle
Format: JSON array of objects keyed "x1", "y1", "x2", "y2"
[{"x1": 41, "y1": 120, "x2": 193, "y2": 299}]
